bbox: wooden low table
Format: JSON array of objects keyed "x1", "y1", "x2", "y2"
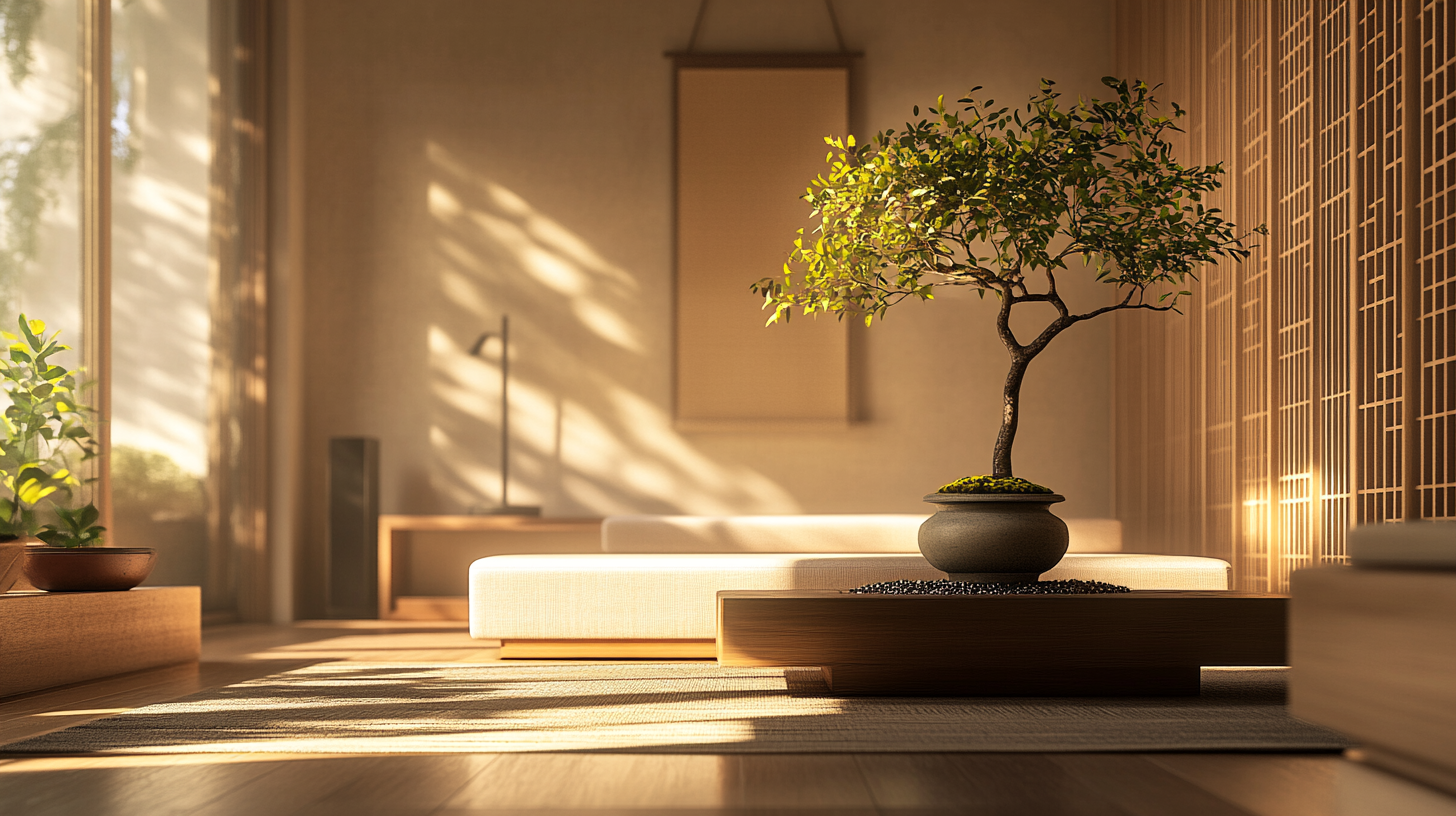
[{"x1": 717, "y1": 589, "x2": 1287, "y2": 696}]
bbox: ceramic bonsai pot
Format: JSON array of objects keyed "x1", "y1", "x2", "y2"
[
  {"x1": 917, "y1": 493, "x2": 1069, "y2": 582},
  {"x1": 22, "y1": 547, "x2": 158, "y2": 592}
]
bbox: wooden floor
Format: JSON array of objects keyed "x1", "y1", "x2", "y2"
[{"x1": 0, "y1": 622, "x2": 1450, "y2": 815}]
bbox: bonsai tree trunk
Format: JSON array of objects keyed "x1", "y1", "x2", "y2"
[
  {"x1": 991, "y1": 289, "x2": 1038, "y2": 479},
  {"x1": 991, "y1": 288, "x2": 1074, "y2": 479},
  {"x1": 992, "y1": 354, "x2": 1031, "y2": 478}
]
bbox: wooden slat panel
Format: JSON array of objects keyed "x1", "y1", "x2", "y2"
[
  {"x1": 1418, "y1": 0, "x2": 1456, "y2": 518},
  {"x1": 1167, "y1": 0, "x2": 1199, "y2": 557},
  {"x1": 1354, "y1": 0, "x2": 1409, "y2": 524},
  {"x1": 1237, "y1": 0, "x2": 1274, "y2": 591},
  {"x1": 1276, "y1": 0, "x2": 1317, "y2": 590},
  {"x1": 1315, "y1": 0, "x2": 1355, "y2": 564},
  {"x1": 1113, "y1": 0, "x2": 1450, "y2": 591},
  {"x1": 1205, "y1": 0, "x2": 1242, "y2": 572}
]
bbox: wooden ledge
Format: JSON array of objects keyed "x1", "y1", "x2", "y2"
[{"x1": 0, "y1": 587, "x2": 201, "y2": 698}]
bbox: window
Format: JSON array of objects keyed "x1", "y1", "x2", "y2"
[{"x1": 0, "y1": 0, "x2": 267, "y2": 618}]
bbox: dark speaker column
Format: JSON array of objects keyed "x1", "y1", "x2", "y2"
[{"x1": 326, "y1": 437, "x2": 380, "y2": 618}]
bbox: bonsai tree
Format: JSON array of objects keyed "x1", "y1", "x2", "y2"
[
  {"x1": 753, "y1": 77, "x2": 1262, "y2": 480},
  {"x1": 0, "y1": 315, "x2": 104, "y2": 544}
]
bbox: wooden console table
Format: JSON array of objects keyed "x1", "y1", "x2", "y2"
[
  {"x1": 378, "y1": 515, "x2": 601, "y2": 621},
  {"x1": 717, "y1": 589, "x2": 1287, "y2": 696},
  {"x1": 0, "y1": 587, "x2": 200, "y2": 698}
]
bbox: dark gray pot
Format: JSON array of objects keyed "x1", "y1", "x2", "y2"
[{"x1": 917, "y1": 493, "x2": 1069, "y2": 582}]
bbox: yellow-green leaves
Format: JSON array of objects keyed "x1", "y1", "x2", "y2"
[
  {"x1": 38, "y1": 502, "x2": 105, "y2": 547},
  {"x1": 759, "y1": 73, "x2": 1252, "y2": 327},
  {"x1": 751, "y1": 76, "x2": 1258, "y2": 476},
  {"x1": 0, "y1": 313, "x2": 98, "y2": 538}
]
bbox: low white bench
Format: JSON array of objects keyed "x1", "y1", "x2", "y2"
[
  {"x1": 597, "y1": 514, "x2": 1124, "y2": 554},
  {"x1": 468, "y1": 515, "x2": 1230, "y2": 658}
]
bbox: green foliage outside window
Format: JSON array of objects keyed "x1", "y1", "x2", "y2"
[
  {"x1": 0, "y1": 0, "x2": 42, "y2": 85},
  {"x1": 112, "y1": 444, "x2": 204, "y2": 521},
  {"x1": 0, "y1": 0, "x2": 139, "y2": 305}
]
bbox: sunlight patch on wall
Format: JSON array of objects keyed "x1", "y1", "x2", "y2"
[
  {"x1": 427, "y1": 323, "x2": 557, "y2": 509},
  {"x1": 429, "y1": 424, "x2": 501, "y2": 509},
  {"x1": 440, "y1": 268, "x2": 489, "y2": 314},
  {"x1": 423, "y1": 142, "x2": 799, "y2": 515},
  {"x1": 570, "y1": 298, "x2": 641, "y2": 354},
  {"x1": 129, "y1": 173, "x2": 206, "y2": 227},
  {"x1": 513, "y1": 240, "x2": 588, "y2": 297},
  {"x1": 0, "y1": 36, "x2": 75, "y2": 129},
  {"x1": 111, "y1": 146, "x2": 211, "y2": 479},
  {"x1": 428, "y1": 182, "x2": 462, "y2": 217},
  {"x1": 176, "y1": 131, "x2": 208, "y2": 163}
]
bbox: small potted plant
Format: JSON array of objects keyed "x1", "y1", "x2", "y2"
[
  {"x1": 0, "y1": 315, "x2": 155, "y2": 592},
  {"x1": 753, "y1": 78, "x2": 1262, "y2": 581}
]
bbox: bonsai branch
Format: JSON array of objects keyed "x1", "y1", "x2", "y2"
[{"x1": 989, "y1": 284, "x2": 1183, "y2": 477}]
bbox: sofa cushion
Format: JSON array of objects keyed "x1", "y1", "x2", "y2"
[{"x1": 601, "y1": 515, "x2": 1123, "y2": 554}]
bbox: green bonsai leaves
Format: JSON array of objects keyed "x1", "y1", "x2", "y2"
[
  {"x1": 755, "y1": 77, "x2": 1259, "y2": 325},
  {"x1": 937, "y1": 476, "x2": 1053, "y2": 495},
  {"x1": 0, "y1": 314, "x2": 104, "y2": 544},
  {"x1": 754, "y1": 77, "x2": 1261, "y2": 478}
]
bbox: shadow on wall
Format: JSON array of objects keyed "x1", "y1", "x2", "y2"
[{"x1": 421, "y1": 143, "x2": 797, "y2": 516}]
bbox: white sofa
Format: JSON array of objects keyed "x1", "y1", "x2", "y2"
[
  {"x1": 468, "y1": 515, "x2": 1231, "y2": 658},
  {"x1": 598, "y1": 514, "x2": 1124, "y2": 554}
]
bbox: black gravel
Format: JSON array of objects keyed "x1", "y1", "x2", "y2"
[{"x1": 850, "y1": 578, "x2": 1132, "y2": 595}]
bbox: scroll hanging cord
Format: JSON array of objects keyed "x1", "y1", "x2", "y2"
[{"x1": 686, "y1": 0, "x2": 849, "y2": 53}]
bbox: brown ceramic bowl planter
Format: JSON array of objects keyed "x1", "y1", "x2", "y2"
[
  {"x1": 22, "y1": 547, "x2": 158, "y2": 592},
  {"x1": 917, "y1": 493, "x2": 1070, "y2": 582}
]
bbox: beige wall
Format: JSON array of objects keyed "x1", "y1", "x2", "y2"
[{"x1": 293, "y1": 0, "x2": 1115, "y2": 615}]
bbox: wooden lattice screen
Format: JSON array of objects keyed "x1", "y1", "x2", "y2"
[
  {"x1": 1114, "y1": 0, "x2": 1451, "y2": 592},
  {"x1": 1419, "y1": 0, "x2": 1456, "y2": 516}
]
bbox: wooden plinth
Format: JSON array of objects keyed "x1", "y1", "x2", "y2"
[
  {"x1": 718, "y1": 590, "x2": 1287, "y2": 696},
  {"x1": 1291, "y1": 566, "x2": 1456, "y2": 796},
  {"x1": 0, "y1": 586, "x2": 200, "y2": 698}
]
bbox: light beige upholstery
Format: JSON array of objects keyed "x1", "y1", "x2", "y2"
[
  {"x1": 468, "y1": 552, "x2": 1229, "y2": 641},
  {"x1": 601, "y1": 515, "x2": 1124, "y2": 554},
  {"x1": 1042, "y1": 553, "x2": 1228, "y2": 590},
  {"x1": 1063, "y1": 518, "x2": 1124, "y2": 553}
]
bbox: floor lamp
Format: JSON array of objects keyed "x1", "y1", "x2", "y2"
[{"x1": 469, "y1": 315, "x2": 540, "y2": 516}]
